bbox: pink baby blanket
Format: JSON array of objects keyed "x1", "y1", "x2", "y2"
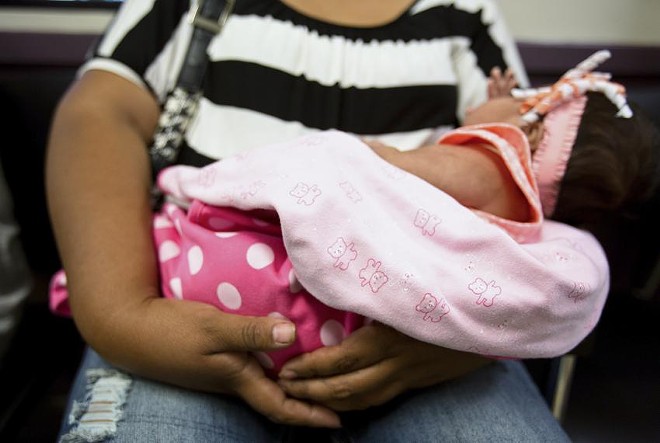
[{"x1": 153, "y1": 130, "x2": 609, "y2": 359}]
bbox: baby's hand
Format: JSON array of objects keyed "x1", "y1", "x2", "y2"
[{"x1": 488, "y1": 67, "x2": 517, "y2": 99}]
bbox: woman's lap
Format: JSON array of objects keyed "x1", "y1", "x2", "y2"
[
  {"x1": 339, "y1": 359, "x2": 569, "y2": 442},
  {"x1": 59, "y1": 348, "x2": 568, "y2": 442}
]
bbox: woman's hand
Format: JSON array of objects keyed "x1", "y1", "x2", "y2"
[
  {"x1": 276, "y1": 323, "x2": 490, "y2": 411},
  {"x1": 103, "y1": 296, "x2": 342, "y2": 428}
]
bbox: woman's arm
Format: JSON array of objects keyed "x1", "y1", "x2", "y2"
[
  {"x1": 47, "y1": 71, "x2": 160, "y2": 346},
  {"x1": 46, "y1": 70, "x2": 339, "y2": 428}
]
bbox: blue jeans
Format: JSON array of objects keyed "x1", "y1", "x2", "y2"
[{"x1": 58, "y1": 348, "x2": 569, "y2": 442}]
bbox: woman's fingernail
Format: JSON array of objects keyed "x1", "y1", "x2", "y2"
[
  {"x1": 279, "y1": 369, "x2": 297, "y2": 379},
  {"x1": 273, "y1": 323, "x2": 295, "y2": 345}
]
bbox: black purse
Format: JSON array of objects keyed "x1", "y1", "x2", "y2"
[{"x1": 149, "y1": 0, "x2": 235, "y2": 208}]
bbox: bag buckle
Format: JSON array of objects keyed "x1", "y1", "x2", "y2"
[{"x1": 189, "y1": 0, "x2": 236, "y2": 34}]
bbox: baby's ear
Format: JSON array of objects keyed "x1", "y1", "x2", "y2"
[{"x1": 522, "y1": 121, "x2": 544, "y2": 153}]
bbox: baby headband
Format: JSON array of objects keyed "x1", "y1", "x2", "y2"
[{"x1": 511, "y1": 50, "x2": 633, "y2": 217}]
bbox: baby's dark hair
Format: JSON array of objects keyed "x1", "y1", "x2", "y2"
[{"x1": 552, "y1": 91, "x2": 660, "y2": 230}]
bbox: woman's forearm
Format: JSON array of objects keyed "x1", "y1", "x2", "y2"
[{"x1": 46, "y1": 71, "x2": 160, "y2": 356}]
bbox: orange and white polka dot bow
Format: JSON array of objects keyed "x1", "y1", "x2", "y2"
[{"x1": 512, "y1": 50, "x2": 633, "y2": 123}]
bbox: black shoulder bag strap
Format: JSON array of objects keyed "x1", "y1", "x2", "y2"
[{"x1": 149, "y1": 0, "x2": 235, "y2": 208}]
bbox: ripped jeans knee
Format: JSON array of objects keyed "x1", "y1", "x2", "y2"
[
  {"x1": 60, "y1": 369, "x2": 132, "y2": 443},
  {"x1": 59, "y1": 349, "x2": 294, "y2": 442}
]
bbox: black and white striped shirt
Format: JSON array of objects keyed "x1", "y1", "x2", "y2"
[{"x1": 82, "y1": 0, "x2": 527, "y2": 165}]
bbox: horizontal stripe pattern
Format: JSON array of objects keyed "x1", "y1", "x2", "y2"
[
  {"x1": 82, "y1": 0, "x2": 526, "y2": 162},
  {"x1": 210, "y1": 15, "x2": 466, "y2": 89},
  {"x1": 204, "y1": 61, "x2": 458, "y2": 132},
  {"x1": 183, "y1": 98, "x2": 449, "y2": 160}
]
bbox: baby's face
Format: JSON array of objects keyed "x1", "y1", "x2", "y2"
[{"x1": 464, "y1": 97, "x2": 525, "y2": 128}]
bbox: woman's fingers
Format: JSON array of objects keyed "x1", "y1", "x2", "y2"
[
  {"x1": 276, "y1": 325, "x2": 408, "y2": 410},
  {"x1": 279, "y1": 324, "x2": 392, "y2": 379},
  {"x1": 278, "y1": 361, "x2": 405, "y2": 411},
  {"x1": 234, "y1": 360, "x2": 342, "y2": 428},
  {"x1": 277, "y1": 323, "x2": 491, "y2": 412}
]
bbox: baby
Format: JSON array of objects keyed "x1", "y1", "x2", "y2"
[
  {"x1": 371, "y1": 50, "x2": 656, "y2": 232},
  {"x1": 51, "y1": 52, "x2": 658, "y2": 375}
]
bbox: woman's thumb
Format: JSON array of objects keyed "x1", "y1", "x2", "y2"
[{"x1": 217, "y1": 313, "x2": 296, "y2": 352}]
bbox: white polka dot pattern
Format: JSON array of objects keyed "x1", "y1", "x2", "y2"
[
  {"x1": 215, "y1": 232, "x2": 238, "y2": 238},
  {"x1": 169, "y1": 278, "x2": 183, "y2": 299},
  {"x1": 216, "y1": 282, "x2": 242, "y2": 310},
  {"x1": 320, "y1": 320, "x2": 345, "y2": 346},
  {"x1": 158, "y1": 240, "x2": 180, "y2": 262},
  {"x1": 153, "y1": 216, "x2": 173, "y2": 229},
  {"x1": 246, "y1": 243, "x2": 275, "y2": 270},
  {"x1": 187, "y1": 245, "x2": 204, "y2": 275}
]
